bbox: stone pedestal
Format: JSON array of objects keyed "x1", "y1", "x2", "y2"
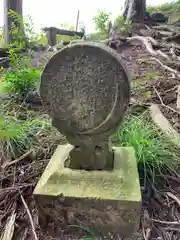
[{"x1": 33, "y1": 144, "x2": 141, "y2": 238}]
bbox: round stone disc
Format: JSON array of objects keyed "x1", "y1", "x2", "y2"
[{"x1": 40, "y1": 42, "x2": 130, "y2": 136}]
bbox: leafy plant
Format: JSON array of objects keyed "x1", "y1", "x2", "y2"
[
  {"x1": 112, "y1": 113, "x2": 180, "y2": 184},
  {"x1": 114, "y1": 15, "x2": 132, "y2": 36},
  {"x1": 8, "y1": 10, "x2": 38, "y2": 49},
  {"x1": 0, "y1": 11, "x2": 42, "y2": 97},
  {"x1": 0, "y1": 115, "x2": 51, "y2": 159},
  {"x1": 2, "y1": 68, "x2": 41, "y2": 96},
  {"x1": 93, "y1": 10, "x2": 112, "y2": 39}
]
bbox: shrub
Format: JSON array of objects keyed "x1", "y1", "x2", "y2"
[
  {"x1": 114, "y1": 15, "x2": 132, "y2": 36},
  {"x1": 2, "y1": 68, "x2": 41, "y2": 97}
]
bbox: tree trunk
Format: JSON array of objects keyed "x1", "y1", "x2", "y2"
[
  {"x1": 4, "y1": 0, "x2": 23, "y2": 44},
  {"x1": 123, "y1": 0, "x2": 146, "y2": 22}
]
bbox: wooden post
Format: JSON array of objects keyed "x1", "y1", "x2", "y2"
[
  {"x1": 76, "y1": 10, "x2": 80, "y2": 31},
  {"x1": 4, "y1": 0, "x2": 23, "y2": 44},
  {"x1": 45, "y1": 27, "x2": 57, "y2": 46}
]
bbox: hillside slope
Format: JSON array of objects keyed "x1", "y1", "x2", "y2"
[{"x1": 147, "y1": 0, "x2": 180, "y2": 23}]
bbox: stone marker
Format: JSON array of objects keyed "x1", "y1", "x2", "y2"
[{"x1": 34, "y1": 42, "x2": 141, "y2": 238}]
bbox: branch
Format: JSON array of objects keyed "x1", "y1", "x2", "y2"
[
  {"x1": 126, "y1": 36, "x2": 170, "y2": 59},
  {"x1": 153, "y1": 86, "x2": 180, "y2": 114},
  {"x1": 2, "y1": 150, "x2": 32, "y2": 169},
  {"x1": 165, "y1": 33, "x2": 180, "y2": 42},
  {"x1": 177, "y1": 85, "x2": 180, "y2": 110},
  {"x1": 152, "y1": 219, "x2": 180, "y2": 225},
  {"x1": 166, "y1": 192, "x2": 180, "y2": 207},
  {"x1": 150, "y1": 57, "x2": 180, "y2": 77},
  {"x1": 20, "y1": 194, "x2": 38, "y2": 240}
]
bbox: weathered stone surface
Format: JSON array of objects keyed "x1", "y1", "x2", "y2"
[
  {"x1": 40, "y1": 42, "x2": 130, "y2": 137},
  {"x1": 40, "y1": 42, "x2": 131, "y2": 170},
  {"x1": 36, "y1": 42, "x2": 140, "y2": 238},
  {"x1": 34, "y1": 145, "x2": 141, "y2": 238}
]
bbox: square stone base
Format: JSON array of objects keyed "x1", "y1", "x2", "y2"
[{"x1": 33, "y1": 144, "x2": 141, "y2": 238}]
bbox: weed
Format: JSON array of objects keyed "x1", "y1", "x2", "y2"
[
  {"x1": 69, "y1": 225, "x2": 99, "y2": 240},
  {"x1": 0, "y1": 115, "x2": 51, "y2": 159},
  {"x1": 112, "y1": 113, "x2": 180, "y2": 184},
  {"x1": 0, "y1": 10, "x2": 42, "y2": 99},
  {"x1": 114, "y1": 15, "x2": 132, "y2": 36},
  {"x1": 2, "y1": 68, "x2": 41, "y2": 97}
]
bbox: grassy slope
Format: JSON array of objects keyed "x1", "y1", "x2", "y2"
[{"x1": 147, "y1": 0, "x2": 180, "y2": 23}]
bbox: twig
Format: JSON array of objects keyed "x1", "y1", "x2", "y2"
[
  {"x1": 157, "y1": 50, "x2": 170, "y2": 59},
  {"x1": 142, "y1": 227, "x2": 151, "y2": 240},
  {"x1": 126, "y1": 36, "x2": 170, "y2": 59},
  {"x1": 170, "y1": 45, "x2": 177, "y2": 59},
  {"x1": 147, "y1": 36, "x2": 158, "y2": 45},
  {"x1": 166, "y1": 192, "x2": 180, "y2": 207},
  {"x1": 127, "y1": 36, "x2": 157, "y2": 55},
  {"x1": 164, "y1": 227, "x2": 180, "y2": 232},
  {"x1": 0, "y1": 184, "x2": 33, "y2": 193},
  {"x1": 152, "y1": 219, "x2": 180, "y2": 225},
  {"x1": 145, "y1": 25, "x2": 151, "y2": 31},
  {"x1": 164, "y1": 85, "x2": 178, "y2": 94},
  {"x1": 177, "y1": 85, "x2": 180, "y2": 110},
  {"x1": 21, "y1": 228, "x2": 28, "y2": 240},
  {"x1": 0, "y1": 210, "x2": 16, "y2": 240},
  {"x1": 0, "y1": 57, "x2": 9, "y2": 64},
  {"x1": 165, "y1": 32, "x2": 180, "y2": 42},
  {"x1": 153, "y1": 86, "x2": 180, "y2": 115},
  {"x1": 150, "y1": 57, "x2": 180, "y2": 77},
  {"x1": 166, "y1": 175, "x2": 180, "y2": 184},
  {"x1": 2, "y1": 150, "x2": 32, "y2": 169},
  {"x1": 20, "y1": 193, "x2": 38, "y2": 240}
]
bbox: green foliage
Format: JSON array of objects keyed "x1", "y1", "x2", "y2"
[
  {"x1": 112, "y1": 113, "x2": 180, "y2": 183},
  {"x1": 69, "y1": 225, "x2": 99, "y2": 240},
  {"x1": 0, "y1": 43, "x2": 41, "y2": 97},
  {"x1": 0, "y1": 115, "x2": 51, "y2": 158},
  {"x1": 2, "y1": 68, "x2": 41, "y2": 96},
  {"x1": 147, "y1": 0, "x2": 180, "y2": 22},
  {"x1": 114, "y1": 15, "x2": 132, "y2": 36},
  {"x1": 6, "y1": 42, "x2": 34, "y2": 70},
  {"x1": 93, "y1": 10, "x2": 111, "y2": 39},
  {"x1": 0, "y1": 11, "x2": 42, "y2": 97},
  {"x1": 8, "y1": 10, "x2": 25, "y2": 46},
  {"x1": 8, "y1": 10, "x2": 39, "y2": 48},
  {"x1": 36, "y1": 33, "x2": 48, "y2": 45},
  {"x1": 86, "y1": 32, "x2": 105, "y2": 41},
  {"x1": 91, "y1": 11, "x2": 132, "y2": 40},
  {"x1": 0, "y1": 27, "x2": 5, "y2": 47}
]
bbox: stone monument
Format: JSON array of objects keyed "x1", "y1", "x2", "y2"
[{"x1": 34, "y1": 42, "x2": 141, "y2": 238}]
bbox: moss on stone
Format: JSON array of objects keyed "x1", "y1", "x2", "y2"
[{"x1": 34, "y1": 145, "x2": 141, "y2": 202}]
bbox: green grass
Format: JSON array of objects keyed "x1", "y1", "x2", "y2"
[
  {"x1": 112, "y1": 113, "x2": 180, "y2": 183},
  {"x1": 0, "y1": 114, "x2": 51, "y2": 159},
  {"x1": 69, "y1": 225, "x2": 99, "y2": 240}
]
